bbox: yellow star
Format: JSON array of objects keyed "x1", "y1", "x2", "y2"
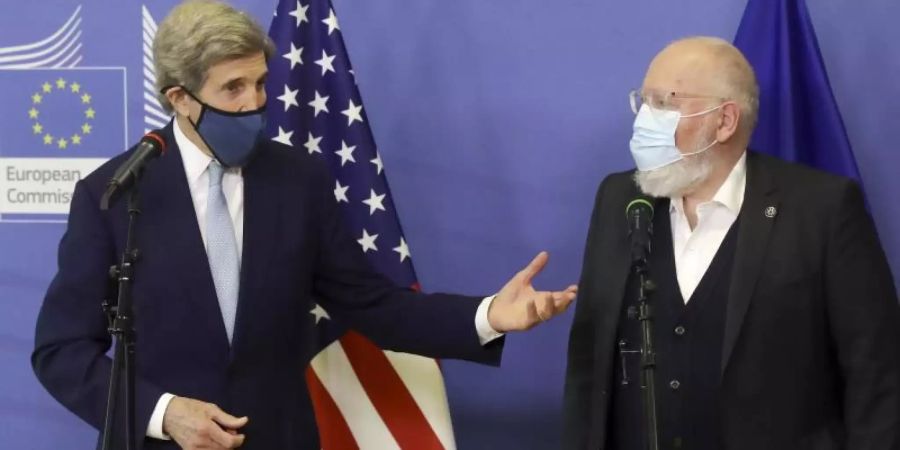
[
  {"x1": 81, "y1": 93, "x2": 91, "y2": 104},
  {"x1": 43, "y1": 133, "x2": 53, "y2": 145},
  {"x1": 28, "y1": 108, "x2": 39, "y2": 119},
  {"x1": 42, "y1": 82, "x2": 52, "y2": 93},
  {"x1": 70, "y1": 82, "x2": 81, "y2": 93},
  {"x1": 81, "y1": 123, "x2": 92, "y2": 134},
  {"x1": 32, "y1": 123, "x2": 43, "y2": 134},
  {"x1": 56, "y1": 78, "x2": 66, "y2": 89},
  {"x1": 71, "y1": 134, "x2": 82, "y2": 145},
  {"x1": 85, "y1": 107, "x2": 96, "y2": 119},
  {"x1": 32, "y1": 93, "x2": 42, "y2": 104},
  {"x1": 57, "y1": 138, "x2": 68, "y2": 149}
]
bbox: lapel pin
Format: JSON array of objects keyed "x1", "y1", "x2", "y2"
[{"x1": 765, "y1": 206, "x2": 777, "y2": 218}]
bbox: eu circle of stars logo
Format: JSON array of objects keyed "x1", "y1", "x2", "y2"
[{"x1": 28, "y1": 77, "x2": 96, "y2": 150}]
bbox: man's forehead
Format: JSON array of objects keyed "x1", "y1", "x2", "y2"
[
  {"x1": 643, "y1": 51, "x2": 713, "y2": 93},
  {"x1": 205, "y1": 52, "x2": 268, "y2": 82}
]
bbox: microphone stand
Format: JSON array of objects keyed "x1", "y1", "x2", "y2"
[
  {"x1": 627, "y1": 198, "x2": 659, "y2": 450},
  {"x1": 101, "y1": 187, "x2": 142, "y2": 450},
  {"x1": 633, "y1": 259, "x2": 659, "y2": 450}
]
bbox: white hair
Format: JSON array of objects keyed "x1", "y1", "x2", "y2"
[
  {"x1": 153, "y1": 0, "x2": 274, "y2": 113},
  {"x1": 634, "y1": 150, "x2": 714, "y2": 198}
]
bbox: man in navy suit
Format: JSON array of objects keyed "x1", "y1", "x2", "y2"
[{"x1": 31, "y1": 2, "x2": 577, "y2": 449}]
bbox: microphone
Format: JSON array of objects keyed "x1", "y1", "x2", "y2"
[
  {"x1": 101, "y1": 132, "x2": 167, "y2": 210},
  {"x1": 625, "y1": 196, "x2": 654, "y2": 265}
]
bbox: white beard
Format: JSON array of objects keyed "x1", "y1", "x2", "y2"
[{"x1": 633, "y1": 149, "x2": 714, "y2": 198}]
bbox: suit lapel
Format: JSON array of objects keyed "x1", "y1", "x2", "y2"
[
  {"x1": 603, "y1": 180, "x2": 668, "y2": 319},
  {"x1": 598, "y1": 224, "x2": 633, "y2": 343},
  {"x1": 149, "y1": 133, "x2": 281, "y2": 356},
  {"x1": 595, "y1": 178, "x2": 654, "y2": 374},
  {"x1": 590, "y1": 177, "x2": 665, "y2": 445},
  {"x1": 720, "y1": 152, "x2": 780, "y2": 375},
  {"x1": 140, "y1": 124, "x2": 232, "y2": 353},
  {"x1": 229, "y1": 153, "x2": 279, "y2": 354}
]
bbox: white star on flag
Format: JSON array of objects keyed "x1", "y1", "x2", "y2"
[
  {"x1": 393, "y1": 238, "x2": 411, "y2": 262},
  {"x1": 315, "y1": 50, "x2": 336, "y2": 76},
  {"x1": 272, "y1": 126, "x2": 294, "y2": 146},
  {"x1": 277, "y1": 84, "x2": 300, "y2": 111},
  {"x1": 308, "y1": 90, "x2": 330, "y2": 116},
  {"x1": 341, "y1": 99, "x2": 364, "y2": 126},
  {"x1": 288, "y1": 1, "x2": 309, "y2": 27},
  {"x1": 266, "y1": 0, "x2": 456, "y2": 449},
  {"x1": 304, "y1": 132, "x2": 323, "y2": 154},
  {"x1": 371, "y1": 153, "x2": 383, "y2": 175},
  {"x1": 357, "y1": 229, "x2": 378, "y2": 253},
  {"x1": 310, "y1": 304, "x2": 330, "y2": 324},
  {"x1": 335, "y1": 140, "x2": 356, "y2": 166},
  {"x1": 362, "y1": 189, "x2": 386, "y2": 215},
  {"x1": 334, "y1": 180, "x2": 349, "y2": 203},
  {"x1": 267, "y1": 1, "x2": 458, "y2": 448},
  {"x1": 282, "y1": 42, "x2": 304, "y2": 69},
  {"x1": 322, "y1": 9, "x2": 340, "y2": 35}
]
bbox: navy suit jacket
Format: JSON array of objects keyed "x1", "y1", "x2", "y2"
[{"x1": 33, "y1": 123, "x2": 503, "y2": 449}]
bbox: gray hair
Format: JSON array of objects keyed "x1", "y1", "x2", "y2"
[{"x1": 153, "y1": 0, "x2": 274, "y2": 113}]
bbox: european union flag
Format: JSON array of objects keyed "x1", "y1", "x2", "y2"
[
  {"x1": 0, "y1": 68, "x2": 126, "y2": 218},
  {"x1": 734, "y1": 0, "x2": 863, "y2": 183},
  {"x1": 0, "y1": 68, "x2": 126, "y2": 158}
]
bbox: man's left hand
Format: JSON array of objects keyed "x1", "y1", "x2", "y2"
[{"x1": 488, "y1": 251, "x2": 577, "y2": 332}]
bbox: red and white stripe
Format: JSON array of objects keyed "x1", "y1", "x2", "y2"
[{"x1": 307, "y1": 331, "x2": 456, "y2": 450}]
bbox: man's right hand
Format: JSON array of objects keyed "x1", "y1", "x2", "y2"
[{"x1": 162, "y1": 396, "x2": 248, "y2": 449}]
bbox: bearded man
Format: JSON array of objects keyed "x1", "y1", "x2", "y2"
[{"x1": 562, "y1": 36, "x2": 900, "y2": 450}]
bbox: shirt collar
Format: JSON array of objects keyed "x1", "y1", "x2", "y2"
[
  {"x1": 173, "y1": 118, "x2": 213, "y2": 186},
  {"x1": 714, "y1": 151, "x2": 747, "y2": 213},
  {"x1": 669, "y1": 151, "x2": 747, "y2": 214}
]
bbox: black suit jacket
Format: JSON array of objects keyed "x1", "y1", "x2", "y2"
[
  {"x1": 32, "y1": 122, "x2": 503, "y2": 450},
  {"x1": 563, "y1": 152, "x2": 900, "y2": 450}
]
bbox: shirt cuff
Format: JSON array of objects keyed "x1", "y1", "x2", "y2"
[
  {"x1": 147, "y1": 393, "x2": 175, "y2": 440},
  {"x1": 475, "y1": 295, "x2": 505, "y2": 345}
]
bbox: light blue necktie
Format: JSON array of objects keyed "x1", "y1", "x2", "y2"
[{"x1": 205, "y1": 161, "x2": 240, "y2": 343}]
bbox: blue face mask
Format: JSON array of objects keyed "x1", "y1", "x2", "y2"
[
  {"x1": 165, "y1": 86, "x2": 267, "y2": 168},
  {"x1": 628, "y1": 103, "x2": 722, "y2": 171}
]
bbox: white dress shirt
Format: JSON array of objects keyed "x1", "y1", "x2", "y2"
[
  {"x1": 176, "y1": 119, "x2": 245, "y2": 256},
  {"x1": 147, "y1": 120, "x2": 501, "y2": 439},
  {"x1": 669, "y1": 152, "x2": 746, "y2": 302}
]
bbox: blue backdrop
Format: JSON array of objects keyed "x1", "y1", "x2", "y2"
[{"x1": 1, "y1": 1, "x2": 897, "y2": 448}]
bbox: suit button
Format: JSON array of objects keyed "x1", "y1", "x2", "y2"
[
  {"x1": 669, "y1": 379, "x2": 681, "y2": 390},
  {"x1": 674, "y1": 325, "x2": 686, "y2": 336}
]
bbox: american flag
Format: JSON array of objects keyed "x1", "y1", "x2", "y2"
[{"x1": 266, "y1": 1, "x2": 457, "y2": 449}]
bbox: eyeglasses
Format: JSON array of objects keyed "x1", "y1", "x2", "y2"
[{"x1": 629, "y1": 89, "x2": 726, "y2": 114}]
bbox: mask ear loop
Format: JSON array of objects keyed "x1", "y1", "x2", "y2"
[
  {"x1": 678, "y1": 114, "x2": 720, "y2": 159},
  {"x1": 182, "y1": 88, "x2": 207, "y2": 128},
  {"x1": 160, "y1": 85, "x2": 225, "y2": 164},
  {"x1": 160, "y1": 85, "x2": 208, "y2": 128},
  {"x1": 680, "y1": 138, "x2": 718, "y2": 157},
  {"x1": 679, "y1": 102, "x2": 725, "y2": 118},
  {"x1": 677, "y1": 104, "x2": 724, "y2": 156}
]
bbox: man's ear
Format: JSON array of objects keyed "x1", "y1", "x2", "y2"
[
  {"x1": 164, "y1": 86, "x2": 192, "y2": 117},
  {"x1": 716, "y1": 101, "x2": 741, "y2": 143}
]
